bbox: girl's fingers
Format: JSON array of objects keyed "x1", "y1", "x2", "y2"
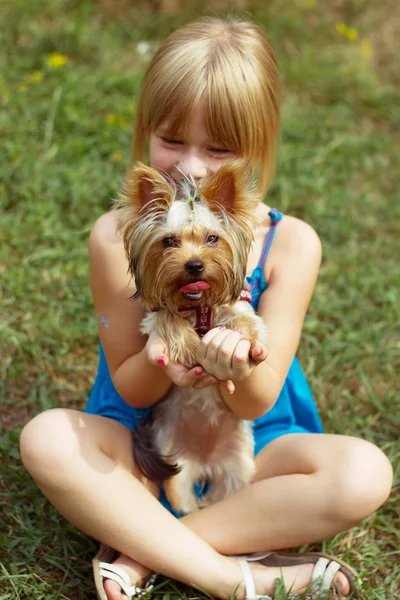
[
  {"x1": 220, "y1": 379, "x2": 235, "y2": 394},
  {"x1": 155, "y1": 354, "x2": 170, "y2": 367},
  {"x1": 165, "y1": 364, "x2": 222, "y2": 390},
  {"x1": 178, "y1": 366, "x2": 206, "y2": 387},
  {"x1": 148, "y1": 347, "x2": 170, "y2": 367},
  {"x1": 192, "y1": 374, "x2": 220, "y2": 390},
  {"x1": 250, "y1": 342, "x2": 268, "y2": 364},
  {"x1": 200, "y1": 326, "x2": 228, "y2": 345},
  {"x1": 165, "y1": 364, "x2": 201, "y2": 387},
  {"x1": 232, "y1": 338, "x2": 251, "y2": 362},
  {"x1": 215, "y1": 332, "x2": 247, "y2": 373},
  {"x1": 146, "y1": 331, "x2": 169, "y2": 366},
  {"x1": 147, "y1": 326, "x2": 259, "y2": 389},
  {"x1": 193, "y1": 375, "x2": 235, "y2": 393},
  {"x1": 197, "y1": 327, "x2": 230, "y2": 363},
  {"x1": 198, "y1": 327, "x2": 243, "y2": 368},
  {"x1": 231, "y1": 338, "x2": 251, "y2": 379}
]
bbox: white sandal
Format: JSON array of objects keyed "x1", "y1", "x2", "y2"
[
  {"x1": 92, "y1": 545, "x2": 359, "y2": 599},
  {"x1": 93, "y1": 544, "x2": 157, "y2": 600},
  {"x1": 236, "y1": 551, "x2": 360, "y2": 599}
]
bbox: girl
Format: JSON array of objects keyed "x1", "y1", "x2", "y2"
[{"x1": 20, "y1": 17, "x2": 392, "y2": 600}]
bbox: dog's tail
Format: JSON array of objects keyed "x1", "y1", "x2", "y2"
[{"x1": 132, "y1": 415, "x2": 182, "y2": 483}]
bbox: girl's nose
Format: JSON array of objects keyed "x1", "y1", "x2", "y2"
[{"x1": 177, "y1": 154, "x2": 208, "y2": 181}]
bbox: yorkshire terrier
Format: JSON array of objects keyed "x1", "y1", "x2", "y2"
[{"x1": 116, "y1": 160, "x2": 268, "y2": 515}]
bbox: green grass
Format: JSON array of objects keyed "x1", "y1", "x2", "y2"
[{"x1": 1, "y1": 0, "x2": 399, "y2": 598}]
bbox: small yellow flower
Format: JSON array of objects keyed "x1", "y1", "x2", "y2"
[
  {"x1": 16, "y1": 83, "x2": 28, "y2": 92},
  {"x1": 346, "y1": 27, "x2": 358, "y2": 41},
  {"x1": 29, "y1": 71, "x2": 44, "y2": 83},
  {"x1": 47, "y1": 52, "x2": 69, "y2": 68},
  {"x1": 360, "y1": 39, "x2": 372, "y2": 58},
  {"x1": 106, "y1": 114, "x2": 131, "y2": 130},
  {"x1": 111, "y1": 152, "x2": 122, "y2": 163},
  {"x1": 118, "y1": 118, "x2": 131, "y2": 130},
  {"x1": 335, "y1": 22, "x2": 347, "y2": 35}
]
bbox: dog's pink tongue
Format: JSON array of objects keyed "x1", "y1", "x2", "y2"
[{"x1": 180, "y1": 281, "x2": 210, "y2": 293}]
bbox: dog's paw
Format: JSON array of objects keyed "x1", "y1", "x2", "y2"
[
  {"x1": 224, "y1": 314, "x2": 268, "y2": 349},
  {"x1": 164, "y1": 478, "x2": 200, "y2": 515},
  {"x1": 169, "y1": 329, "x2": 200, "y2": 367},
  {"x1": 249, "y1": 315, "x2": 268, "y2": 350},
  {"x1": 175, "y1": 498, "x2": 200, "y2": 515}
]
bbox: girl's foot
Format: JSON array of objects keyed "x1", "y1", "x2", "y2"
[
  {"x1": 102, "y1": 553, "x2": 351, "y2": 599},
  {"x1": 103, "y1": 553, "x2": 151, "y2": 600},
  {"x1": 250, "y1": 559, "x2": 350, "y2": 598}
]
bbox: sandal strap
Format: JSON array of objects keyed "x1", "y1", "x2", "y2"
[
  {"x1": 235, "y1": 551, "x2": 274, "y2": 562},
  {"x1": 237, "y1": 559, "x2": 272, "y2": 600},
  {"x1": 237, "y1": 555, "x2": 343, "y2": 600},
  {"x1": 99, "y1": 562, "x2": 156, "y2": 599},
  {"x1": 310, "y1": 558, "x2": 341, "y2": 593}
]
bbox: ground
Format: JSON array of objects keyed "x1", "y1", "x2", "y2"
[{"x1": 0, "y1": 1, "x2": 399, "y2": 598}]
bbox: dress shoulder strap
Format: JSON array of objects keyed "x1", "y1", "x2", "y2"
[
  {"x1": 246, "y1": 209, "x2": 283, "y2": 309},
  {"x1": 256, "y1": 208, "x2": 283, "y2": 269}
]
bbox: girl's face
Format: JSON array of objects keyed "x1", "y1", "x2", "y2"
[{"x1": 149, "y1": 102, "x2": 238, "y2": 184}]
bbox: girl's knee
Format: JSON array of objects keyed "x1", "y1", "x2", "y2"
[
  {"x1": 20, "y1": 408, "x2": 83, "y2": 479},
  {"x1": 324, "y1": 437, "x2": 393, "y2": 525}
]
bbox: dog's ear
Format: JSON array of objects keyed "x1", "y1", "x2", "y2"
[
  {"x1": 118, "y1": 163, "x2": 175, "y2": 211},
  {"x1": 198, "y1": 160, "x2": 258, "y2": 216}
]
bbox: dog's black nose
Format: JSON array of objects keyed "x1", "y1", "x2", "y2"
[{"x1": 185, "y1": 260, "x2": 204, "y2": 276}]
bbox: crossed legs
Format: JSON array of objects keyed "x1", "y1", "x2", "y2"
[{"x1": 20, "y1": 409, "x2": 393, "y2": 599}]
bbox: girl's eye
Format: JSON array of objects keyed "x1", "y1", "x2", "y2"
[
  {"x1": 206, "y1": 234, "x2": 219, "y2": 244},
  {"x1": 162, "y1": 236, "x2": 179, "y2": 248},
  {"x1": 161, "y1": 137, "x2": 183, "y2": 146},
  {"x1": 208, "y1": 147, "x2": 230, "y2": 155}
]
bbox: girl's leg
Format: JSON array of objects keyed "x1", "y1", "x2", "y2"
[
  {"x1": 20, "y1": 409, "x2": 243, "y2": 599},
  {"x1": 20, "y1": 411, "x2": 393, "y2": 600},
  {"x1": 107, "y1": 433, "x2": 392, "y2": 598},
  {"x1": 183, "y1": 432, "x2": 393, "y2": 553}
]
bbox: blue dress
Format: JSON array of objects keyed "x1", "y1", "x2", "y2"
[{"x1": 85, "y1": 209, "x2": 323, "y2": 513}]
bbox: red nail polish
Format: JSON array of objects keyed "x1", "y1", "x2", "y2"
[
  {"x1": 195, "y1": 369, "x2": 203, "y2": 376},
  {"x1": 157, "y1": 357, "x2": 166, "y2": 366}
]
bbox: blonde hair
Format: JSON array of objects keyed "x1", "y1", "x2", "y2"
[{"x1": 132, "y1": 17, "x2": 281, "y2": 197}]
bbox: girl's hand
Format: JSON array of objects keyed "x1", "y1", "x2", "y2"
[
  {"x1": 196, "y1": 326, "x2": 267, "y2": 383},
  {"x1": 146, "y1": 331, "x2": 235, "y2": 392}
]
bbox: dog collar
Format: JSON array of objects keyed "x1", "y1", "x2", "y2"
[
  {"x1": 178, "y1": 289, "x2": 252, "y2": 338},
  {"x1": 178, "y1": 304, "x2": 212, "y2": 338}
]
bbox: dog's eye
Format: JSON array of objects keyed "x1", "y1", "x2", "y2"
[
  {"x1": 206, "y1": 235, "x2": 219, "y2": 245},
  {"x1": 162, "y1": 236, "x2": 179, "y2": 248}
]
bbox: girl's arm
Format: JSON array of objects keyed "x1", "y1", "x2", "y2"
[
  {"x1": 89, "y1": 211, "x2": 173, "y2": 407},
  {"x1": 199, "y1": 216, "x2": 322, "y2": 420}
]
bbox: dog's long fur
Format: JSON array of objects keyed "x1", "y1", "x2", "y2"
[{"x1": 116, "y1": 160, "x2": 268, "y2": 514}]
